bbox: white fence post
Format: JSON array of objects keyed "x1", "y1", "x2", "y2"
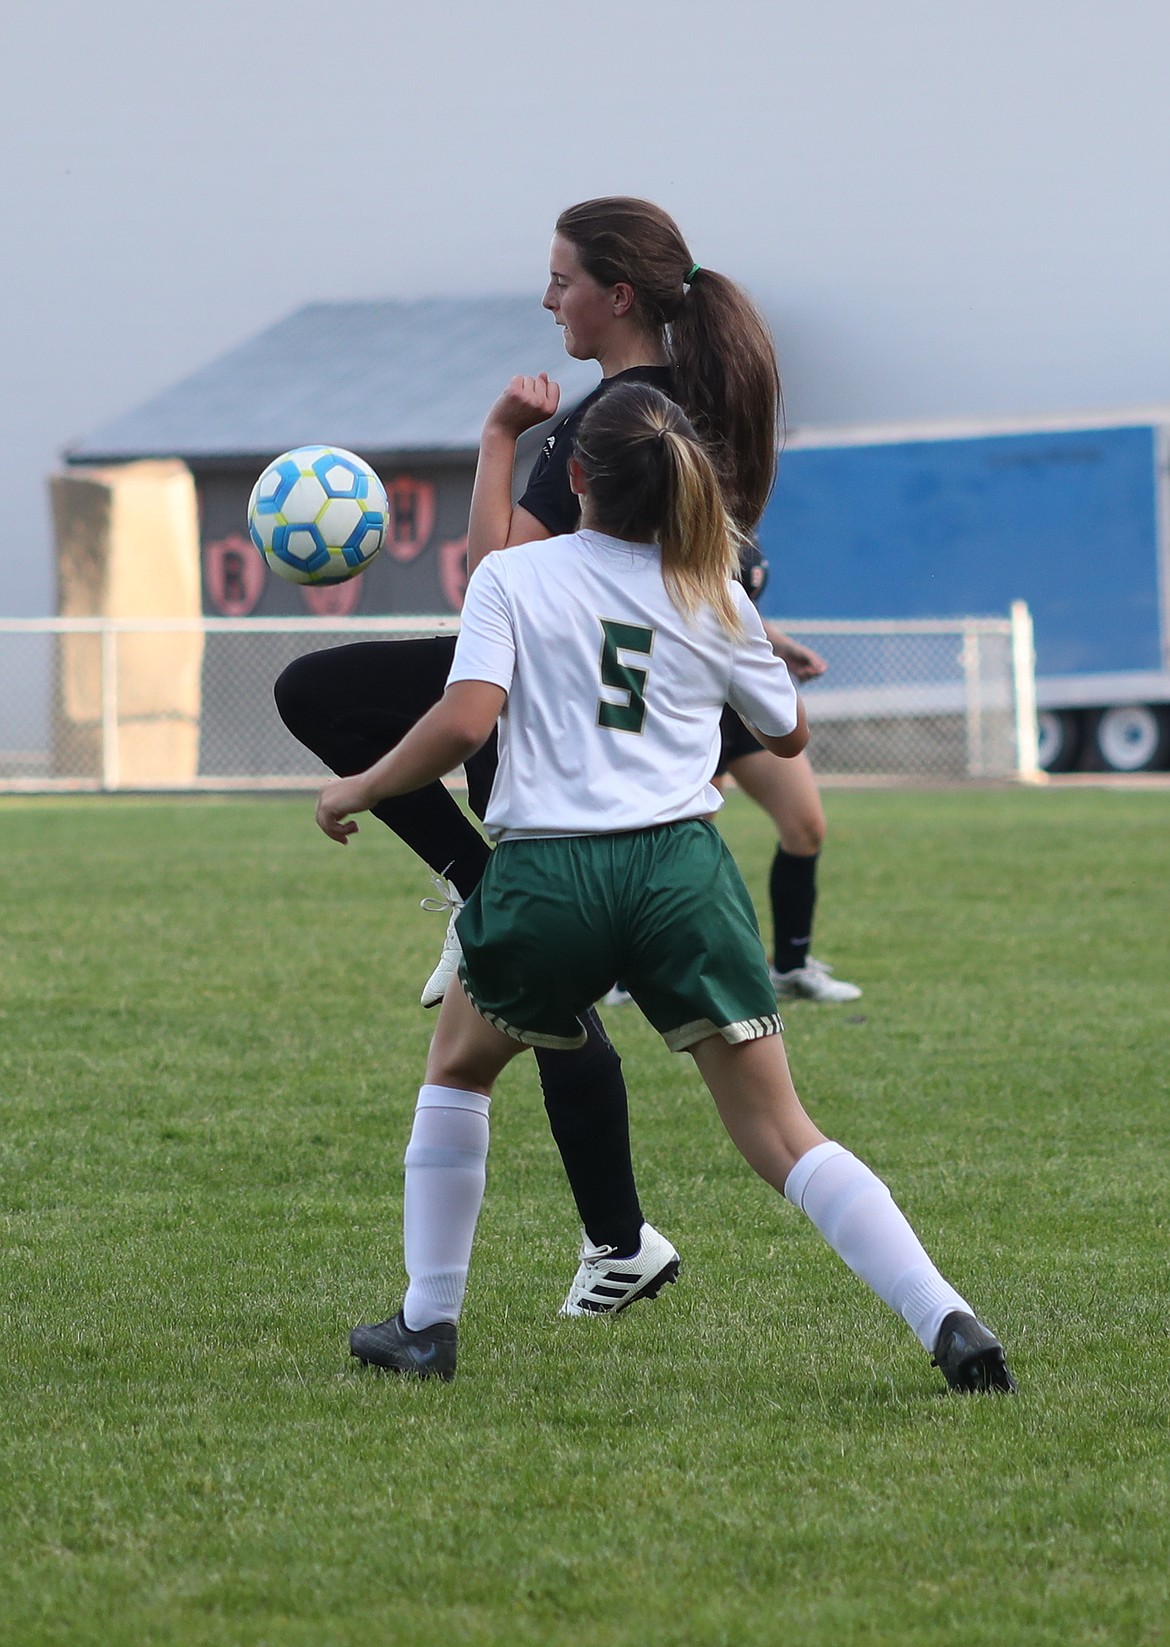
[
  {"x1": 100, "y1": 621, "x2": 120, "y2": 792},
  {"x1": 1010, "y1": 601, "x2": 1042, "y2": 783}
]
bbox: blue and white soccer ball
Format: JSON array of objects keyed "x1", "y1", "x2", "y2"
[{"x1": 247, "y1": 446, "x2": 388, "y2": 584}]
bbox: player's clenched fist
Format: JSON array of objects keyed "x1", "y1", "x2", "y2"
[{"x1": 484, "y1": 372, "x2": 561, "y2": 438}]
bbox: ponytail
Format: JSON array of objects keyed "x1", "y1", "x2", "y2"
[
  {"x1": 573, "y1": 383, "x2": 743, "y2": 636},
  {"x1": 669, "y1": 267, "x2": 781, "y2": 531},
  {"x1": 555, "y1": 197, "x2": 781, "y2": 530}
]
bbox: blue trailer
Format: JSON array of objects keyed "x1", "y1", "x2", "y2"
[{"x1": 757, "y1": 411, "x2": 1170, "y2": 771}]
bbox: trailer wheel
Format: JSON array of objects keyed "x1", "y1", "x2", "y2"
[
  {"x1": 1091, "y1": 705, "x2": 1170, "y2": 772},
  {"x1": 1036, "y1": 710, "x2": 1084, "y2": 772}
]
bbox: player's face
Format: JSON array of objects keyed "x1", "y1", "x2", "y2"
[{"x1": 543, "y1": 234, "x2": 618, "y2": 362}]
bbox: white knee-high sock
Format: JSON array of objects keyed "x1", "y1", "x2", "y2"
[
  {"x1": 785, "y1": 1141, "x2": 972, "y2": 1351},
  {"x1": 401, "y1": 1084, "x2": 491, "y2": 1331}
]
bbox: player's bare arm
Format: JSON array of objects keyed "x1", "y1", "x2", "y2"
[
  {"x1": 749, "y1": 696, "x2": 809, "y2": 760},
  {"x1": 315, "y1": 680, "x2": 507, "y2": 843},
  {"x1": 762, "y1": 622, "x2": 827, "y2": 682},
  {"x1": 466, "y1": 374, "x2": 561, "y2": 573}
]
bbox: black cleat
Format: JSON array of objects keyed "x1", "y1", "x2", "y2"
[
  {"x1": 349, "y1": 1311, "x2": 457, "y2": 1381},
  {"x1": 931, "y1": 1310, "x2": 1017, "y2": 1393}
]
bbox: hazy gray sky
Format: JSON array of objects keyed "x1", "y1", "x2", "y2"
[{"x1": 3, "y1": 0, "x2": 1169, "y2": 612}]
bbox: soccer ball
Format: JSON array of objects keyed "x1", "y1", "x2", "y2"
[{"x1": 247, "y1": 446, "x2": 388, "y2": 584}]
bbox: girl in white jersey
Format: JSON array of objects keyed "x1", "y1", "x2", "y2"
[{"x1": 315, "y1": 383, "x2": 1016, "y2": 1396}]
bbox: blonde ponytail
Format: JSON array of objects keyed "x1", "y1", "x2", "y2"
[
  {"x1": 657, "y1": 427, "x2": 743, "y2": 635},
  {"x1": 573, "y1": 382, "x2": 744, "y2": 636}
]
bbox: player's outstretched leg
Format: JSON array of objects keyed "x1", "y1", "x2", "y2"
[
  {"x1": 349, "y1": 1083, "x2": 489, "y2": 1381},
  {"x1": 348, "y1": 984, "x2": 522, "y2": 1381},
  {"x1": 784, "y1": 1142, "x2": 1016, "y2": 1392},
  {"x1": 689, "y1": 1034, "x2": 1016, "y2": 1393}
]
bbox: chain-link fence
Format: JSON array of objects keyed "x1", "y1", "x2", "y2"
[
  {"x1": 786, "y1": 612, "x2": 1037, "y2": 779},
  {"x1": 0, "y1": 608, "x2": 1037, "y2": 791}
]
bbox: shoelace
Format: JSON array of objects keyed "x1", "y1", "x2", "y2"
[{"x1": 419, "y1": 868, "x2": 464, "y2": 917}]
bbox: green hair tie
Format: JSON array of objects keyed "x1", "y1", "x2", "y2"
[{"x1": 685, "y1": 263, "x2": 701, "y2": 285}]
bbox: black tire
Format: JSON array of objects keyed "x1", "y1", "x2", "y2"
[
  {"x1": 1036, "y1": 709, "x2": 1084, "y2": 773},
  {"x1": 1090, "y1": 704, "x2": 1170, "y2": 773}
]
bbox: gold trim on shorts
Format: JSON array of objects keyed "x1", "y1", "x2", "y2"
[
  {"x1": 664, "y1": 1012, "x2": 785, "y2": 1053},
  {"x1": 464, "y1": 986, "x2": 588, "y2": 1051}
]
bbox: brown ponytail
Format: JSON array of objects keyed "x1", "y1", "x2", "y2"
[
  {"x1": 555, "y1": 196, "x2": 781, "y2": 531},
  {"x1": 573, "y1": 382, "x2": 743, "y2": 636}
]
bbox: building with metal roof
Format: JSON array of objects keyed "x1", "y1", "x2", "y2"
[
  {"x1": 46, "y1": 299, "x2": 605, "y2": 786},
  {"x1": 66, "y1": 298, "x2": 601, "y2": 468},
  {"x1": 63, "y1": 298, "x2": 602, "y2": 621}
]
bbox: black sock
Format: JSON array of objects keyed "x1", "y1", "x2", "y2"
[
  {"x1": 535, "y1": 1008, "x2": 644, "y2": 1254},
  {"x1": 770, "y1": 848, "x2": 818, "y2": 972}
]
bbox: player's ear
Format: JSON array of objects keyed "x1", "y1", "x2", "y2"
[
  {"x1": 611, "y1": 281, "x2": 635, "y2": 318},
  {"x1": 567, "y1": 457, "x2": 587, "y2": 497}
]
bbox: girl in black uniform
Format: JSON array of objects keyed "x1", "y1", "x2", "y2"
[{"x1": 275, "y1": 197, "x2": 839, "y2": 1312}]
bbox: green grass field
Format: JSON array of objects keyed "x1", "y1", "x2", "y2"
[{"x1": 1, "y1": 788, "x2": 1168, "y2": 1646}]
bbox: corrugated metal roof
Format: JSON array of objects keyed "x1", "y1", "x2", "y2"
[{"x1": 65, "y1": 299, "x2": 603, "y2": 464}]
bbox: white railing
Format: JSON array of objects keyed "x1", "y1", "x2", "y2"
[{"x1": 0, "y1": 606, "x2": 1037, "y2": 791}]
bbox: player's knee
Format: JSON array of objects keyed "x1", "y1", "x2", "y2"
[
  {"x1": 273, "y1": 653, "x2": 320, "y2": 736},
  {"x1": 426, "y1": 1052, "x2": 474, "y2": 1091},
  {"x1": 780, "y1": 814, "x2": 825, "y2": 856},
  {"x1": 425, "y1": 1036, "x2": 499, "y2": 1093}
]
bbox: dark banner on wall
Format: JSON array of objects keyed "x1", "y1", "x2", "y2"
[
  {"x1": 196, "y1": 462, "x2": 474, "y2": 620},
  {"x1": 193, "y1": 460, "x2": 475, "y2": 777}
]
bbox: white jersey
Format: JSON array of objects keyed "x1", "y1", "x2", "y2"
[{"x1": 447, "y1": 529, "x2": 800, "y2": 840}]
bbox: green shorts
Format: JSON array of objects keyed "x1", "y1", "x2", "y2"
[{"x1": 457, "y1": 819, "x2": 783, "y2": 1052}]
